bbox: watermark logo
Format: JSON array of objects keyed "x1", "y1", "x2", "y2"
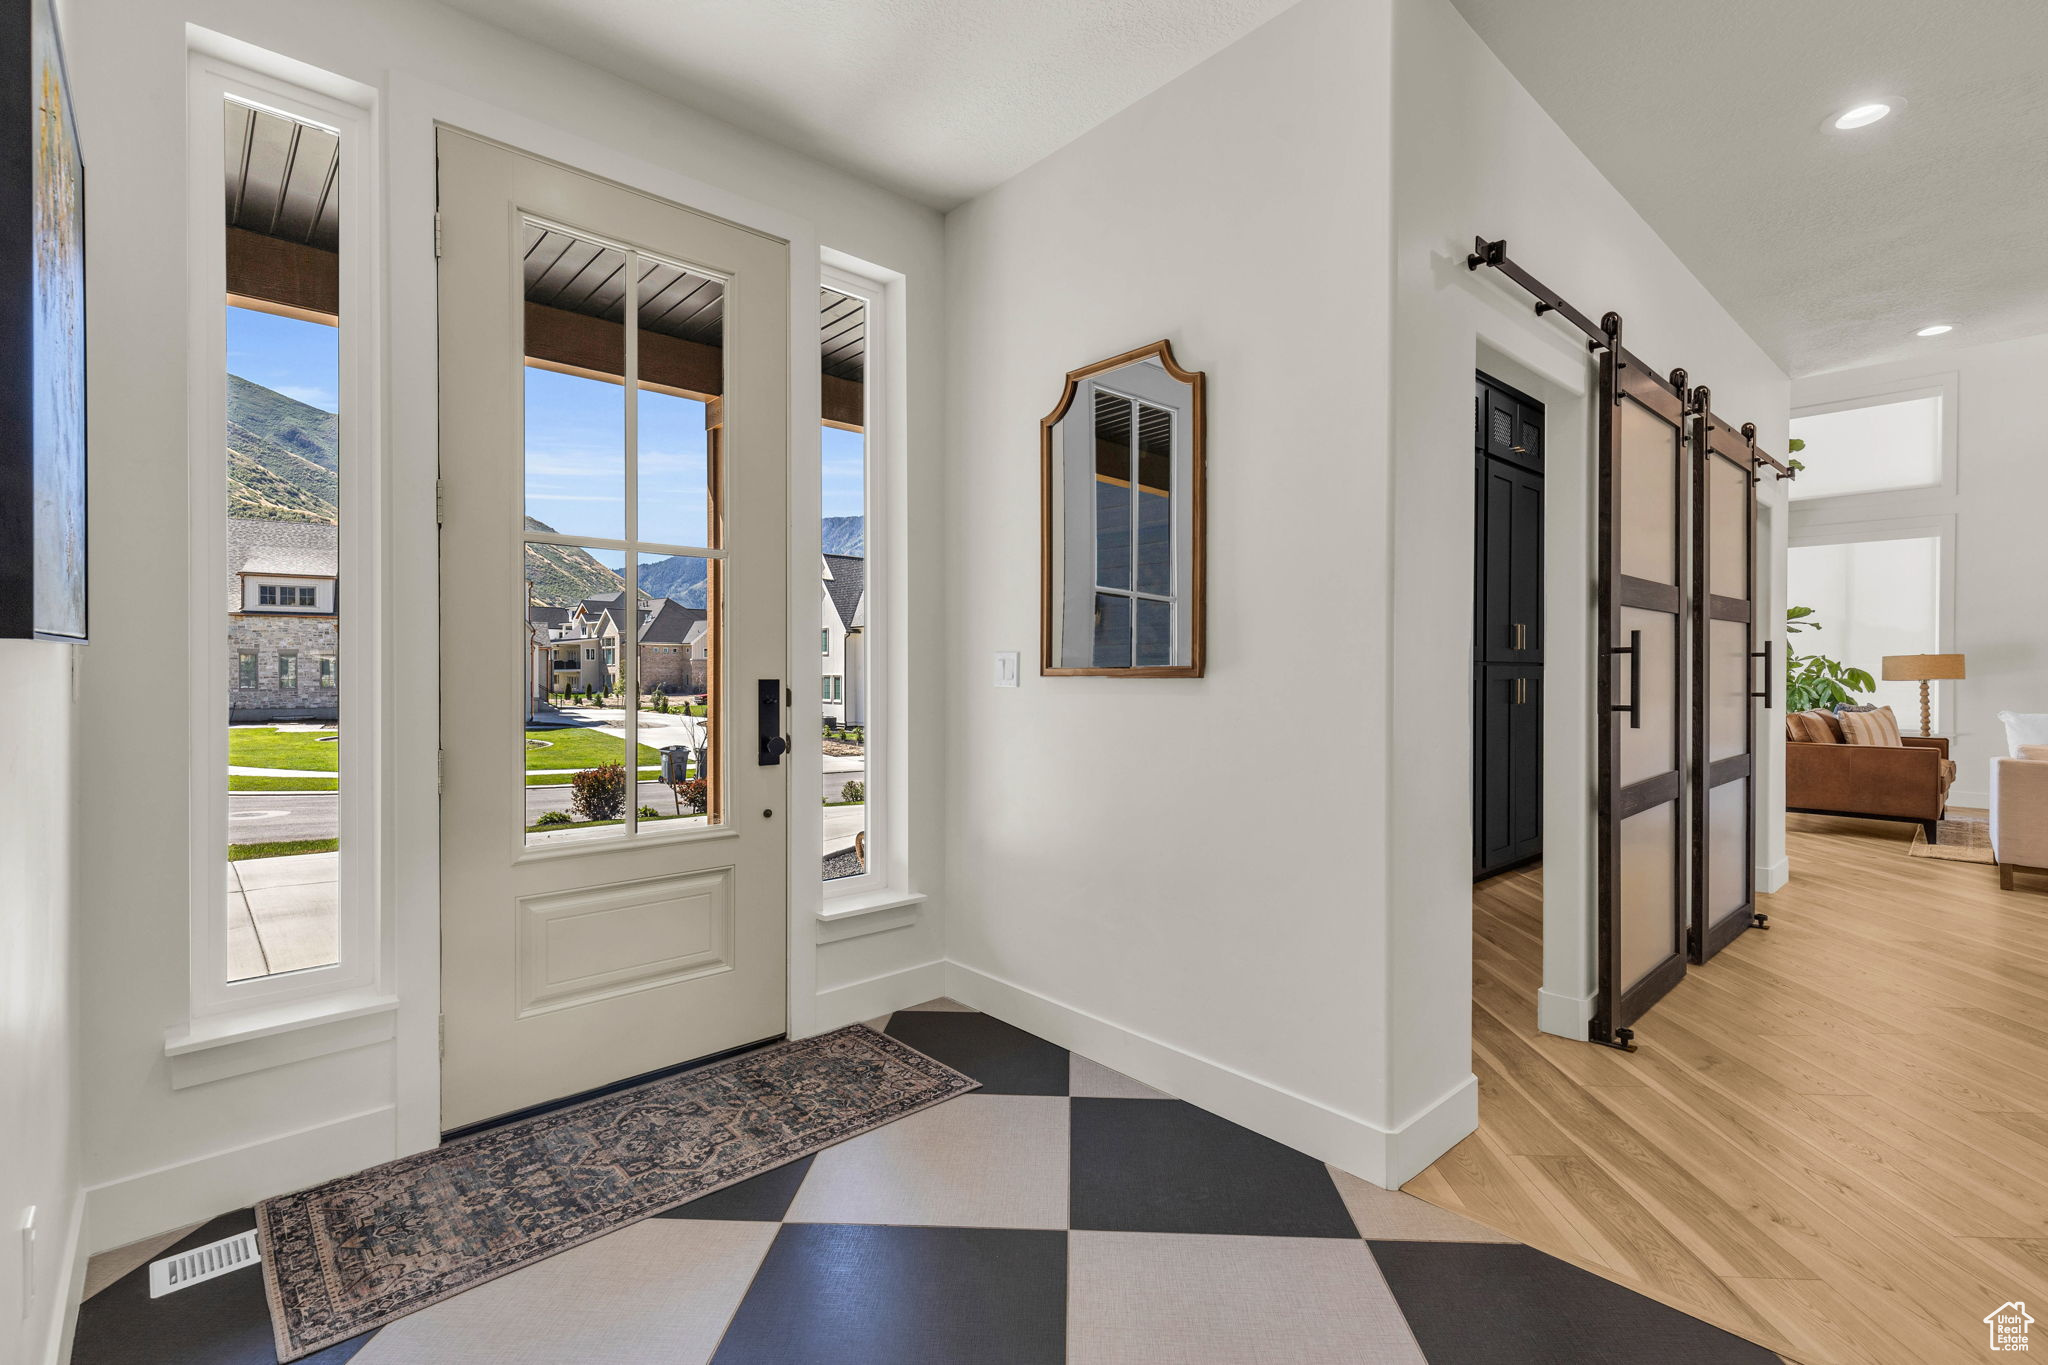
[{"x1": 1985, "y1": 1301, "x2": 2034, "y2": 1352}]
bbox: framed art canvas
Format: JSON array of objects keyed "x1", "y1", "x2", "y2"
[{"x1": 0, "y1": 0, "x2": 86, "y2": 642}]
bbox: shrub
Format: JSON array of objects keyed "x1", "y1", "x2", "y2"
[
  {"x1": 533, "y1": 810, "x2": 573, "y2": 827},
  {"x1": 638, "y1": 805, "x2": 661, "y2": 819},
  {"x1": 676, "y1": 778, "x2": 709, "y2": 815},
  {"x1": 840, "y1": 780, "x2": 865, "y2": 804},
  {"x1": 570, "y1": 764, "x2": 628, "y2": 821}
]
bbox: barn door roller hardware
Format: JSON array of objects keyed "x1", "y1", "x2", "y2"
[{"x1": 1465, "y1": 236, "x2": 1795, "y2": 480}]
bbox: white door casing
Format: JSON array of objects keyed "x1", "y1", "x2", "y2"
[{"x1": 437, "y1": 129, "x2": 790, "y2": 1130}]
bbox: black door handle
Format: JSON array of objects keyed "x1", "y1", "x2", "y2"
[
  {"x1": 758, "y1": 679, "x2": 786, "y2": 765},
  {"x1": 1610, "y1": 630, "x2": 1642, "y2": 730},
  {"x1": 1750, "y1": 638, "x2": 1774, "y2": 709}
]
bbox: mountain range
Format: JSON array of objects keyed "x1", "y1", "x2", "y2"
[{"x1": 226, "y1": 374, "x2": 862, "y2": 609}]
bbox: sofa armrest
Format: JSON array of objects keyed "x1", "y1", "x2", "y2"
[
  {"x1": 1787, "y1": 742, "x2": 1944, "y2": 820},
  {"x1": 1992, "y1": 759, "x2": 2048, "y2": 868},
  {"x1": 1902, "y1": 736, "x2": 1950, "y2": 759}
]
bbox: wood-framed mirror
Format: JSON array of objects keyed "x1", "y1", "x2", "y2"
[{"x1": 1040, "y1": 340, "x2": 1205, "y2": 677}]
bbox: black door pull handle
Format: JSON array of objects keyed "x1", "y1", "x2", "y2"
[
  {"x1": 1610, "y1": 630, "x2": 1642, "y2": 729},
  {"x1": 758, "y1": 679, "x2": 786, "y2": 765}
]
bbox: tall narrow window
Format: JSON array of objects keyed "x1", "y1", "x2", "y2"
[
  {"x1": 520, "y1": 224, "x2": 723, "y2": 843},
  {"x1": 221, "y1": 96, "x2": 344, "y2": 982},
  {"x1": 1787, "y1": 532, "x2": 1944, "y2": 720},
  {"x1": 820, "y1": 285, "x2": 870, "y2": 881}
]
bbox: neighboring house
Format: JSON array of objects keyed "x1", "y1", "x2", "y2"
[
  {"x1": 526, "y1": 591, "x2": 709, "y2": 717},
  {"x1": 228, "y1": 517, "x2": 339, "y2": 723},
  {"x1": 822, "y1": 553, "x2": 865, "y2": 726}
]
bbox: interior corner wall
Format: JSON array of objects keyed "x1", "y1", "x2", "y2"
[
  {"x1": 65, "y1": 0, "x2": 944, "y2": 1255},
  {"x1": 1790, "y1": 332, "x2": 2048, "y2": 810},
  {"x1": 0, "y1": 644, "x2": 80, "y2": 1364},
  {"x1": 1386, "y1": 0, "x2": 1791, "y2": 1086},
  {"x1": 941, "y1": 0, "x2": 1409, "y2": 1181}
]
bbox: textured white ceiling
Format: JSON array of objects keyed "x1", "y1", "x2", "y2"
[
  {"x1": 1448, "y1": 0, "x2": 2048, "y2": 376},
  {"x1": 438, "y1": 0, "x2": 1302, "y2": 211}
]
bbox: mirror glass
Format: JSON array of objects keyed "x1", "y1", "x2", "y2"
[{"x1": 1044, "y1": 344, "x2": 1203, "y2": 674}]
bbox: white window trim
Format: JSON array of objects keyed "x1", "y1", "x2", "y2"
[
  {"x1": 1788, "y1": 371, "x2": 1959, "y2": 514},
  {"x1": 1787, "y1": 512, "x2": 1957, "y2": 733},
  {"x1": 182, "y1": 53, "x2": 384, "y2": 1029},
  {"x1": 818, "y1": 260, "x2": 901, "y2": 906}
]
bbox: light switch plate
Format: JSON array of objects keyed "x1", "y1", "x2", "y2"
[{"x1": 993, "y1": 652, "x2": 1019, "y2": 688}]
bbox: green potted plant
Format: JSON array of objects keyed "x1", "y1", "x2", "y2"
[{"x1": 1784, "y1": 606, "x2": 1875, "y2": 712}]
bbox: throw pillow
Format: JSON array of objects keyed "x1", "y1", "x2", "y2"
[
  {"x1": 1839, "y1": 705, "x2": 1903, "y2": 747},
  {"x1": 1788, "y1": 710, "x2": 1840, "y2": 744},
  {"x1": 1999, "y1": 711, "x2": 2048, "y2": 758}
]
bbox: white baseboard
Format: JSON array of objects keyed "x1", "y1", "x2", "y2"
[
  {"x1": 1951, "y1": 787, "x2": 1989, "y2": 812},
  {"x1": 812, "y1": 959, "x2": 947, "y2": 1032},
  {"x1": 41, "y1": 1187, "x2": 86, "y2": 1365},
  {"x1": 1537, "y1": 986, "x2": 1595, "y2": 1039},
  {"x1": 1755, "y1": 856, "x2": 1790, "y2": 893},
  {"x1": 943, "y1": 962, "x2": 1472, "y2": 1190},
  {"x1": 83, "y1": 1107, "x2": 394, "y2": 1256}
]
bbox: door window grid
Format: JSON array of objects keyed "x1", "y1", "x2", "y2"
[
  {"x1": 520, "y1": 220, "x2": 726, "y2": 844},
  {"x1": 1089, "y1": 385, "x2": 1175, "y2": 669}
]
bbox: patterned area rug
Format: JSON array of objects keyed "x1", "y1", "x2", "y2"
[
  {"x1": 1908, "y1": 817, "x2": 1996, "y2": 864},
  {"x1": 257, "y1": 1024, "x2": 978, "y2": 1361}
]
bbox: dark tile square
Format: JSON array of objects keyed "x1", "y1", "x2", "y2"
[
  {"x1": 884, "y1": 1010, "x2": 1069, "y2": 1095},
  {"x1": 71, "y1": 1211, "x2": 378, "y2": 1364},
  {"x1": 1068, "y1": 1097, "x2": 1358, "y2": 1238},
  {"x1": 652, "y1": 1155, "x2": 815, "y2": 1221},
  {"x1": 711, "y1": 1223, "x2": 1066, "y2": 1365},
  {"x1": 1369, "y1": 1240, "x2": 1782, "y2": 1364}
]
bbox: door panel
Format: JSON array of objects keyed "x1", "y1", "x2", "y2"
[
  {"x1": 1691, "y1": 405, "x2": 1759, "y2": 962},
  {"x1": 1595, "y1": 337, "x2": 1688, "y2": 1043},
  {"x1": 1472, "y1": 374, "x2": 1544, "y2": 879},
  {"x1": 437, "y1": 130, "x2": 790, "y2": 1130}
]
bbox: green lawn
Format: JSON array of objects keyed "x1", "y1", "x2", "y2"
[
  {"x1": 230, "y1": 838, "x2": 338, "y2": 861},
  {"x1": 231, "y1": 775, "x2": 339, "y2": 792},
  {"x1": 525, "y1": 727, "x2": 661, "y2": 771},
  {"x1": 526, "y1": 768, "x2": 662, "y2": 787},
  {"x1": 228, "y1": 726, "x2": 340, "y2": 771}
]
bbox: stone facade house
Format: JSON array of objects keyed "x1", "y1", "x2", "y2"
[
  {"x1": 228, "y1": 518, "x2": 339, "y2": 723},
  {"x1": 526, "y1": 592, "x2": 708, "y2": 716}
]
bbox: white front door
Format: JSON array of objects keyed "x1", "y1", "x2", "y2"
[{"x1": 436, "y1": 130, "x2": 790, "y2": 1131}]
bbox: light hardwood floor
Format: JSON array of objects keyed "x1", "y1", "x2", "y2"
[{"x1": 1408, "y1": 812, "x2": 2048, "y2": 1365}]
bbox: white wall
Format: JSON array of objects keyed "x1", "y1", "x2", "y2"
[
  {"x1": 1387, "y1": 0, "x2": 1792, "y2": 1073},
  {"x1": 1792, "y1": 333, "x2": 2048, "y2": 808},
  {"x1": 65, "y1": 0, "x2": 946, "y2": 1254},
  {"x1": 942, "y1": 0, "x2": 1411, "y2": 1181},
  {"x1": 0, "y1": 645, "x2": 79, "y2": 1365}
]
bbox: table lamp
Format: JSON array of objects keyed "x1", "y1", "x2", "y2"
[{"x1": 1881, "y1": 654, "x2": 1965, "y2": 737}]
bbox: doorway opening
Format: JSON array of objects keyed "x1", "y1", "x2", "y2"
[{"x1": 1472, "y1": 371, "x2": 1544, "y2": 881}]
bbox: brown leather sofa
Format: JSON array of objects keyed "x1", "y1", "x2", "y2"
[{"x1": 1786, "y1": 731, "x2": 1952, "y2": 838}]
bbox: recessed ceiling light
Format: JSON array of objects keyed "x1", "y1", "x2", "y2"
[
  {"x1": 1833, "y1": 102, "x2": 1892, "y2": 130},
  {"x1": 1915, "y1": 324, "x2": 1953, "y2": 337}
]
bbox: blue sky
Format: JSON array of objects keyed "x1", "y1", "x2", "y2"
[
  {"x1": 822, "y1": 425, "x2": 864, "y2": 520},
  {"x1": 227, "y1": 306, "x2": 337, "y2": 411}
]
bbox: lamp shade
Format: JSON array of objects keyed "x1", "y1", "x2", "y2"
[{"x1": 1882, "y1": 653, "x2": 1966, "y2": 682}]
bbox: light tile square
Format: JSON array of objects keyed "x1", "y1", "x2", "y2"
[
  {"x1": 783, "y1": 1093, "x2": 1069, "y2": 1229},
  {"x1": 350, "y1": 1218, "x2": 776, "y2": 1365},
  {"x1": 1068, "y1": 1230, "x2": 1426, "y2": 1364},
  {"x1": 1070, "y1": 1053, "x2": 1171, "y2": 1100},
  {"x1": 1329, "y1": 1166, "x2": 1518, "y2": 1241}
]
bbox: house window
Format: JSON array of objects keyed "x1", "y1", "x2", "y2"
[
  {"x1": 192, "y1": 55, "x2": 374, "y2": 1012},
  {"x1": 1789, "y1": 392, "x2": 1943, "y2": 502},
  {"x1": 820, "y1": 270, "x2": 888, "y2": 887},
  {"x1": 1787, "y1": 525, "x2": 1947, "y2": 723}
]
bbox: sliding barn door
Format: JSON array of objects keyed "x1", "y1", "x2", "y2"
[
  {"x1": 1594, "y1": 328, "x2": 1689, "y2": 1046},
  {"x1": 1691, "y1": 401, "x2": 1759, "y2": 961}
]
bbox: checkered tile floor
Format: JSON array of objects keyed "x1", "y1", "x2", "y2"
[{"x1": 72, "y1": 1001, "x2": 1780, "y2": 1363}]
